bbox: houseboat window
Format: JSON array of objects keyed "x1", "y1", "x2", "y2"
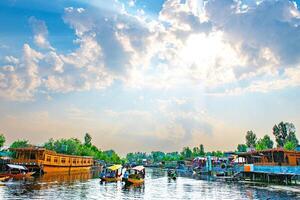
[
  {"x1": 77, "y1": 160, "x2": 79, "y2": 163},
  {"x1": 73, "y1": 159, "x2": 76, "y2": 164},
  {"x1": 285, "y1": 155, "x2": 289, "y2": 164},
  {"x1": 297, "y1": 158, "x2": 300, "y2": 166},
  {"x1": 84, "y1": 160, "x2": 86, "y2": 164},
  {"x1": 46, "y1": 156, "x2": 51, "y2": 162},
  {"x1": 61, "y1": 158, "x2": 66, "y2": 163},
  {"x1": 30, "y1": 152, "x2": 36, "y2": 160},
  {"x1": 54, "y1": 157, "x2": 58, "y2": 163},
  {"x1": 81, "y1": 160, "x2": 83, "y2": 164},
  {"x1": 39, "y1": 151, "x2": 44, "y2": 160},
  {"x1": 273, "y1": 152, "x2": 284, "y2": 164}
]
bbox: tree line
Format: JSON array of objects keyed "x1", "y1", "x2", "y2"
[
  {"x1": 0, "y1": 121, "x2": 298, "y2": 164},
  {"x1": 237, "y1": 121, "x2": 299, "y2": 152},
  {"x1": 125, "y1": 144, "x2": 225, "y2": 164}
]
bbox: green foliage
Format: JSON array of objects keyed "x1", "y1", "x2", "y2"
[
  {"x1": 256, "y1": 135, "x2": 274, "y2": 150},
  {"x1": 0, "y1": 134, "x2": 5, "y2": 148},
  {"x1": 84, "y1": 133, "x2": 92, "y2": 147},
  {"x1": 283, "y1": 140, "x2": 297, "y2": 150},
  {"x1": 126, "y1": 145, "x2": 206, "y2": 164},
  {"x1": 246, "y1": 130, "x2": 257, "y2": 148},
  {"x1": 206, "y1": 151, "x2": 224, "y2": 157},
  {"x1": 10, "y1": 139, "x2": 29, "y2": 148},
  {"x1": 199, "y1": 144, "x2": 205, "y2": 156},
  {"x1": 192, "y1": 144, "x2": 205, "y2": 157},
  {"x1": 273, "y1": 122, "x2": 298, "y2": 147},
  {"x1": 181, "y1": 147, "x2": 193, "y2": 159},
  {"x1": 237, "y1": 144, "x2": 247, "y2": 152},
  {"x1": 43, "y1": 135, "x2": 122, "y2": 164},
  {"x1": 151, "y1": 151, "x2": 165, "y2": 162}
]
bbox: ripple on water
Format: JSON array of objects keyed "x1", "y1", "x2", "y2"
[{"x1": 0, "y1": 168, "x2": 299, "y2": 200}]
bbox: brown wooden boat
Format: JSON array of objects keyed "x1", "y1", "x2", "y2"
[{"x1": 0, "y1": 164, "x2": 35, "y2": 179}]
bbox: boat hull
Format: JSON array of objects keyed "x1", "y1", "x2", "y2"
[
  {"x1": 43, "y1": 165, "x2": 91, "y2": 173},
  {"x1": 100, "y1": 177, "x2": 122, "y2": 182},
  {"x1": 0, "y1": 171, "x2": 35, "y2": 179},
  {"x1": 123, "y1": 178, "x2": 144, "y2": 185}
]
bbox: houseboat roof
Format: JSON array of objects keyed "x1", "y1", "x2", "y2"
[
  {"x1": 9, "y1": 147, "x2": 93, "y2": 159},
  {"x1": 237, "y1": 148, "x2": 300, "y2": 156}
]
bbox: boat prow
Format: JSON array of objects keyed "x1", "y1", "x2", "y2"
[{"x1": 0, "y1": 176, "x2": 10, "y2": 182}]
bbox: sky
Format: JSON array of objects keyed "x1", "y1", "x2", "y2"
[{"x1": 1, "y1": 0, "x2": 300, "y2": 155}]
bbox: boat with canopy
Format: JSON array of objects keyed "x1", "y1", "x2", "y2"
[
  {"x1": 0, "y1": 164, "x2": 35, "y2": 179},
  {"x1": 123, "y1": 165, "x2": 145, "y2": 185},
  {"x1": 99, "y1": 164, "x2": 123, "y2": 182}
]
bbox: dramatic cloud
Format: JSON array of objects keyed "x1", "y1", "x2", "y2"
[{"x1": 1, "y1": 0, "x2": 300, "y2": 101}]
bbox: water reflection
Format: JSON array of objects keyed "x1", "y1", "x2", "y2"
[{"x1": 0, "y1": 168, "x2": 298, "y2": 200}]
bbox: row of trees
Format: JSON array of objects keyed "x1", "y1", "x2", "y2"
[
  {"x1": 0, "y1": 133, "x2": 122, "y2": 164},
  {"x1": 237, "y1": 122, "x2": 299, "y2": 152},
  {"x1": 126, "y1": 144, "x2": 225, "y2": 164}
]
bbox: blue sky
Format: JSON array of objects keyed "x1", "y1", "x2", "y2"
[{"x1": 0, "y1": 0, "x2": 300, "y2": 154}]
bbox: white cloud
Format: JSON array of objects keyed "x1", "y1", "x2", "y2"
[
  {"x1": 2, "y1": 0, "x2": 300, "y2": 101},
  {"x1": 29, "y1": 17, "x2": 54, "y2": 50},
  {"x1": 4, "y1": 56, "x2": 19, "y2": 65}
]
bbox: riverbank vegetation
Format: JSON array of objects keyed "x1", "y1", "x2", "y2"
[
  {"x1": 1, "y1": 121, "x2": 299, "y2": 164},
  {"x1": 237, "y1": 121, "x2": 299, "y2": 152}
]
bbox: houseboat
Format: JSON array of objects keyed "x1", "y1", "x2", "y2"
[
  {"x1": 10, "y1": 147, "x2": 93, "y2": 173},
  {"x1": 236, "y1": 148, "x2": 300, "y2": 184}
]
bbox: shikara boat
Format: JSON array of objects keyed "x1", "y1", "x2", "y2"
[
  {"x1": 167, "y1": 169, "x2": 177, "y2": 180},
  {"x1": 0, "y1": 164, "x2": 35, "y2": 179},
  {"x1": 123, "y1": 166, "x2": 145, "y2": 185},
  {"x1": 0, "y1": 176, "x2": 10, "y2": 182},
  {"x1": 99, "y1": 164, "x2": 123, "y2": 182}
]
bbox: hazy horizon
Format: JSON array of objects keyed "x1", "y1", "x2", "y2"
[{"x1": 1, "y1": 0, "x2": 300, "y2": 156}]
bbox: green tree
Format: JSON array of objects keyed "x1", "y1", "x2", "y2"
[
  {"x1": 256, "y1": 135, "x2": 274, "y2": 150},
  {"x1": 237, "y1": 144, "x2": 247, "y2": 152},
  {"x1": 151, "y1": 151, "x2": 165, "y2": 162},
  {"x1": 10, "y1": 140, "x2": 29, "y2": 148},
  {"x1": 284, "y1": 140, "x2": 297, "y2": 150},
  {"x1": 273, "y1": 122, "x2": 299, "y2": 147},
  {"x1": 246, "y1": 130, "x2": 257, "y2": 148},
  {"x1": 44, "y1": 138, "x2": 55, "y2": 151},
  {"x1": 192, "y1": 147, "x2": 200, "y2": 157},
  {"x1": 181, "y1": 147, "x2": 193, "y2": 159},
  {"x1": 0, "y1": 134, "x2": 5, "y2": 148},
  {"x1": 84, "y1": 133, "x2": 92, "y2": 147},
  {"x1": 199, "y1": 144, "x2": 205, "y2": 156}
]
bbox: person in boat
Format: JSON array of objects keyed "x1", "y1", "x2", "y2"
[
  {"x1": 123, "y1": 170, "x2": 129, "y2": 179},
  {"x1": 167, "y1": 169, "x2": 177, "y2": 179}
]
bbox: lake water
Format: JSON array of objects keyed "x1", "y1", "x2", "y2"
[{"x1": 0, "y1": 168, "x2": 299, "y2": 200}]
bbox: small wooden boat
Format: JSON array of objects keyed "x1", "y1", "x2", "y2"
[
  {"x1": 123, "y1": 166, "x2": 145, "y2": 185},
  {"x1": 0, "y1": 176, "x2": 10, "y2": 182},
  {"x1": 99, "y1": 164, "x2": 123, "y2": 182},
  {"x1": 0, "y1": 164, "x2": 35, "y2": 179},
  {"x1": 167, "y1": 169, "x2": 177, "y2": 180}
]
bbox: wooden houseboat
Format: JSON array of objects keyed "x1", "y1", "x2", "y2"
[
  {"x1": 10, "y1": 147, "x2": 93, "y2": 173},
  {"x1": 237, "y1": 148, "x2": 300, "y2": 167},
  {"x1": 236, "y1": 148, "x2": 300, "y2": 184}
]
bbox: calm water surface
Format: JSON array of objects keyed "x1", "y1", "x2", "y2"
[{"x1": 0, "y1": 168, "x2": 299, "y2": 200}]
